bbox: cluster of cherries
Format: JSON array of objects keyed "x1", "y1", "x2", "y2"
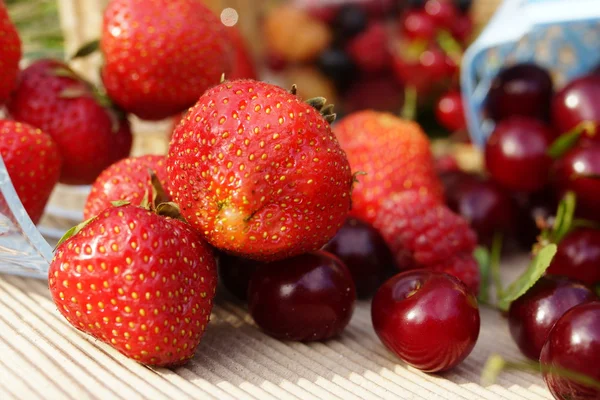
[{"x1": 263, "y1": 0, "x2": 472, "y2": 132}]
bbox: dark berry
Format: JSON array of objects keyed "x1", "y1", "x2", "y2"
[
  {"x1": 424, "y1": 0, "x2": 459, "y2": 29},
  {"x1": 508, "y1": 276, "x2": 598, "y2": 360},
  {"x1": 515, "y1": 188, "x2": 557, "y2": 249},
  {"x1": 323, "y1": 217, "x2": 396, "y2": 298},
  {"x1": 485, "y1": 117, "x2": 555, "y2": 192},
  {"x1": 486, "y1": 63, "x2": 553, "y2": 121},
  {"x1": 446, "y1": 176, "x2": 517, "y2": 245},
  {"x1": 551, "y1": 144, "x2": 600, "y2": 221},
  {"x1": 265, "y1": 51, "x2": 288, "y2": 72},
  {"x1": 334, "y1": 5, "x2": 368, "y2": 40},
  {"x1": 372, "y1": 270, "x2": 480, "y2": 372},
  {"x1": 454, "y1": 0, "x2": 473, "y2": 13},
  {"x1": 552, "y1": 74, "x2": 600, "y2": 138},
  {"x1": 317, "y1": 47, "x2": 357, "y2": 90},
  {"x1": 407, "y1": 0, "x2": 426, "y2": 8},
  {"x1": 400, "y1": 10, "x2": 437, "y2": 41},
  {"x1": 435, "y1": 90, "x2": 467, "y2": 132},
  {"x1": 248, "y1": 251, "x2": 356, "y2": 341},
  {"x1": 218, "y1": 253, "x2": 259, "y2": 301},
  {"x1": 540, "y1": 301, "x2": 600, "y2": 400},
  {"x1": 547, "y1": 229, "x2": 600, "y2": 285}
]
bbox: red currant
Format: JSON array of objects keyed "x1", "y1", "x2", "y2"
[
  {"x1": 371, "y1": 270, "x2": 480, "y2": 372},
  {"x1": 547, "y1": 229, "x2": 600, "y2": 285},
  {"x1": 540, "y1": 301, "x2": 600, "y2": 400},
  {"x1": 508, "y1": 276, "x2": 598, "y2": 360},
  {"x1": 485, "y1": 117, "x2": 555, "y2": 193},
  {"x1": 248, "y1": 251, "x2": 356, "y2": 341},
  {"x1": 435, "y1": 90, "x2": 467, "y2": 132}
]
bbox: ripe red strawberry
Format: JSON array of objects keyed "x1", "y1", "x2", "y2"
[
  {"x1": 167, "y1": 79, "x2": 353, "y2": 261},
  {"x1": 226, "y1": 26, "x2": 257, "y2": 81},
  {"x1": 334, "y1": 111, "x2": 443, "y2": 225},
  {"x1": 101, "y1": 0, "x2": 232, "y2": 120},
  {"x1": 84, "y1": 155, "x2": 170, "y2": 220},
  {"x1": 346, "y1": 22, "x2": 391, "y2": 73},
  {"x1": 0, "y1": 4, "x2": 21, "y2": 105},
  {"x1": 0, "y1": 120, "x2": 61, "y2": 224},
  {"x1": 373, "y1": 190, "x2": 480, "y2": 293},
  {"x1": 7, "y1": 59, "x2": 132, "y2": 185},
  {"x1": 48, "y1": 204, "x2": 217, "y2": 367}
]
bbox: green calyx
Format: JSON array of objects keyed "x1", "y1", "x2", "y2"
[{"x1": 288, "y1": 84, "x2": 337, "y2": 124}]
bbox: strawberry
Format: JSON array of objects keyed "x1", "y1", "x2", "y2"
[
  {"x1": 0, "y1": 120, "x2": 61, "y2": 224},
  {"x1": 373, "y1": 190, "x2": 480, "y2": 293},
  {"x1": 0, "y1": 3, "x2": 20, "y2": 105},
  {"x1": 7, "y1": 59, "x2": 132, "y2": 185},
  {"x1": 333, "y1": 111, "x2": 443, "y2": 225},
  {"x1": 48, "y1": 203, "x2": 217, "y2": 367},
  {"x1": 167, "y1": 79, "x2": 353, "y2": 261},
  {"x1": 100, "y1": 0, "x2": 233, "y2": 120},
  {"x1": 84, "y1": 155, "x2": 170, "y2": 220},
  {"x1": 226, "y1": 26, "x2": 257, "y2": 81}
]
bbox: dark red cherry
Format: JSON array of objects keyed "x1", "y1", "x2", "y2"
[
  {"x1": 435, "y1": 90, "x2": 467, "y2": 132},
  {"x1": 450, "y1": 13, "x2": 473, "y2": 43},
  {"x1": 547, "y1": 229, "x2": 600, "y2": 285},
  {"x1": 371, "y1": 270, "x2": 480, "y2": 372},
  {"x1": 508, "y1": 276, "x2": 598, "y2": 360},
  {"x1": 393, "y1": 47, "x2": 452, "y2": 92},
  {"x1": 218, "y1": 253, "x2": 259, "y2": 301},
  {"x1": 248, "y1": 251, "x2": 356, "y2": 341},
  {"x1": 551, "y1": 144, "x2": 600, "y2": 221},
  {"x1": 540, "y1": 301, "x2": 600, "y2": 400},
  {"x1": 424, "y1": 0, "x2": 458, "y2": 29},
  {"x1": 400, "y1": 9, "x2": 437, "y2": 41},
  {"x1": 485, "y1": 117, "x2": 555, "y2": 192},
  {"x1": 552, "y1": 74, "x2": 600, "y2": 138},
  {"x1": 486, "y1": 63, "x2": 553, "y2": 121},
  {"x1": 323, "y1": 217, "x2": 396, "y2": 298}
]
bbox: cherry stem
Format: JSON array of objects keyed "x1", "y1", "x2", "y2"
[
  {"x1": 436, "y1": 30, "x2": 463, "y2": 66},
  {"x1": 401, "y1": 86, "x2": 417, "y2": 121}
]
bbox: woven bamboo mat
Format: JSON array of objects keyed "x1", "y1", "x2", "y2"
[{"x1": 0, "y1": 254, "x2": 552, "y2": 400}]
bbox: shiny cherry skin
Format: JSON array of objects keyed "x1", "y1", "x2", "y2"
[
  {"x1": 248, "y1": 251, "x2": 356, "y2": 341},
  {"x1": 371, "y1": 270, "x2": 480, "y2": 372},
  {"x1": 547, "y1": 229, "x2": 600, "y2": 285},
  {"x1": 393, "y1": 47, "x2": 452, "y2": 93},
  {"x1": 540, "y1": 301, "x2": 600, "y2": 400},
  {"x1": 552, "y1": 74, "x2": 600, "y2": 138},
  {"x1": 424, "y1": 0, "x2": 458, "y2": 29},
  {"x1": 449, "y1": 177, "x2": 517, "y2": 245},
  {"x1": 218, "y1": 253, "x2": 259, "y2": 301},
  {"x1": 552, "y1": 144, "x2": 600, "y2": 221},
  {"x1": 485, "y1": 117, "x2": 555, "y2": 193},
  {"x1": 400, "y1": 9, "x2": 437, "y2": 41},
  {"x1": 486, "y1": 63, "x2": 553, "y2": 121},
  {"x1": 323, "y1": 217, "x2": 396, "y2": 298},
  {"x1": 435, "y1": 90, "x2": 467, "y2": 132},
  {"x1": 508, "y1": 276, "x2": 597, "y2": 360}
]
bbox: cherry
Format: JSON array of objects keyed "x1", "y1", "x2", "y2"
[
  {"x1": 424, "y1": 0, "x2": 458, "y2": 29},
  {"x1": 248, "y1": 251, "x2": 356, "y2": 341},
  {"x1": 400, "y1": 10, "x2": 437, "y2": 41},
  {"x1": 323, "y1": 217, "x2": 396, "y2": 298},
  {"x1": 547, "y1": 229, "x2": 600, "y2": 285},
  {"x1": 508, "y1": 276, "x2": 597, "y2": 360},
  {"x1": 451, "y1": 13, "x2": 473, "y2": 43},
  {"x1": 218, "y1": 253, "x2": 259, "y2": 301},
  {"x1": 486, "y1": 63, "x2": 553, "y2": 121},
  {"x1": 446, "y1": 175, "x2": 517, "y2": 245},
  {"x1": 552, "y1": 74, "x2": 600, "y2": 138},
  {"x1": 540, "y1": 301, "x2": 600, "y2": 400},
  {"x1": 435, "y1": 90, "x2": 467, "y2": 132},
  {"x1": 485, "y1": 117, "x2": 555, "y2": 193},
  {"x1": 371, "y1": 270, "x2": 480, "y2": 372},
  {"x1": 393, "y1": 46, "x2": 452, "y2": 92},
  {"x1": 551, "y1": 144, "x2": 600, "y2": 221}
]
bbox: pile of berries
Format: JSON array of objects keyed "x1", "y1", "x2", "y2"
[{"x1": 1, "y1": 1, "x2": 600, "y2": 398}]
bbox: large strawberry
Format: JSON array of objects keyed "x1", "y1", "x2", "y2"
[
  {"x1": 7, "y1": 59, "x2": 132, "y2": 185},
  {"x1": 168, "y1": 79, "x2": 353, "y2": 261},
  {"x1": 334, "y1": 111, "x2": 443, "y2": 225},
  {"x1": 0, "y1": 120, "x2": 61, "y2": 224},
  {"x1": 0, "y1": 3, "x2": 20, "y2": 105},
  {"x1": 101, "y1": 0, "x2": 232, "y2": 120},
  {"x1": 49, "y1": 203, "x2": 217, "y2": 367},
  {"x1": 84, "y1": 155, "x2": 170, "y2": 220}
]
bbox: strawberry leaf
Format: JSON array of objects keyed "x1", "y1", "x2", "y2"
[
  {"x1": 497, "y1": 243, "x2": 557, "y2": 311},
  {"x1": 110, "y1": 200, "x2": 130, "y2": 207},
  {"x1": 54, "y1": 216, "x2": 97, "y2": 250},
  {"x1": 156, "y1": 202, "x2": 185, "y2": 221},
  {"x1": 70, "y1": 39, "x2": 100, "y2": 60}
]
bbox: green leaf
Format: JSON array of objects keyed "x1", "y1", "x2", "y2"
[
  {"x1": 595, "y1": 284, "x2": 600, "y2": 297},
  {"x1": 54, "y1": 216, "x2": 97, "y2": 250},
  {"x1": 474, "y1": 246, "x2": 490, "y2": 304},
  {"x1": 497, "y1": 244, "x2": 557, "y2": 311},
  {"x1": 548, "y1": 130, "x2": 582, "y2": 159},
  {"x1": 70, "y1": 39, "x2": 100, "y2": 60},
  {"x1": 490, "y1": 233, "x2": 504, "y2": 300},
  {"x1": 401, "y1": 86, "x2": 417, "y2": 121},
  {"x1": 481, "y1": 354, "x2": 506, "y2": 386},
  {"x1": 552, "y1": 191, "x2": 576, "y2": 243},
  {"x1": 110, "y1": 200, "x2": 130, "y2": 207}
]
